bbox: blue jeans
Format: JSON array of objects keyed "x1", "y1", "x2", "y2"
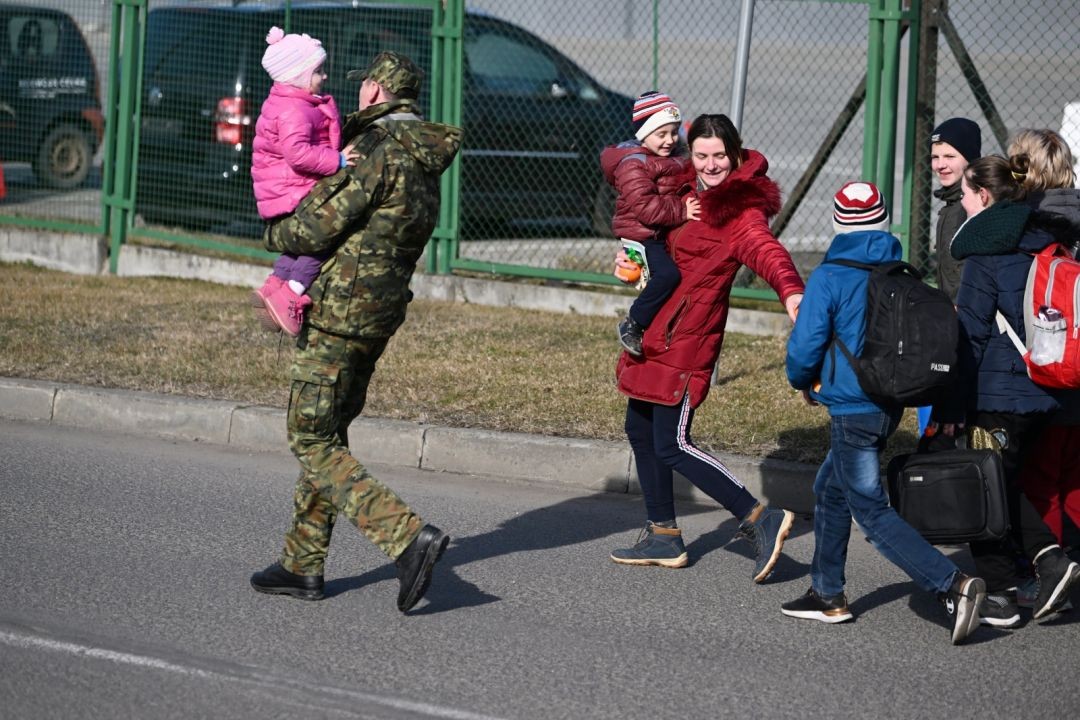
[{"x1": 812, "y1": 410, "x2": 958, "y2": 597}]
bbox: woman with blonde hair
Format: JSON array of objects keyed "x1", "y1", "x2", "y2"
[
  {"x1": 934, "y1": 132, "x2": 1080, "y2": 628},
  {"x1": 1010, "y1": 130, "x2": 1080, "y2": 567}
]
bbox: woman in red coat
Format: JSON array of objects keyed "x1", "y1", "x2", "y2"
[{"x1": 610, "y1": 114, "x2": 805, "y2": 582}]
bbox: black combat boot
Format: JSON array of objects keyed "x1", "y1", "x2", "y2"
[
  {"x1": 396, "y1": 525, "x2": 450, "y2": 613},
  {"x1": 250, "y1": 563, "x2": 324, "y2": 601}
]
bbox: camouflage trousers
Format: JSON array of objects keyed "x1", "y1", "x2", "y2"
[{"x1": 279, "y1": 325, "x2": 423, "y2": 576}]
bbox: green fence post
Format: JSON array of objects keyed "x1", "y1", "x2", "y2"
[
  {"x1": 862, "y1": 0, "x2": 884, "y2": 183},
  {"x1": 430, "y1": 0, "x2": 463, "y2": 276},
  {"x1": 874, "y1": 0, "x2": 904, "y2": 207},
  {"x1": 103, "y1": 0, "x2": 147, "y2": 274},
  {"x1": 898, "y1": 0, "x2": 923, "y2": 261}
]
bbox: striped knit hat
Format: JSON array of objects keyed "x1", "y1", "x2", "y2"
[
  {"x1": 633, "y1": 91, "x2": 682, "y2": 142},
  {"x1": 261, "y1": 26, "x2": 326, "y2": 89},
  {"x1": 833, "y1": 181, "x2": 890, "y2": 234}
]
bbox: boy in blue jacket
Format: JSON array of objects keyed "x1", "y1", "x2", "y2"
[{"x1": 781, "y1": 181, "x2": 986, "y2": 645}]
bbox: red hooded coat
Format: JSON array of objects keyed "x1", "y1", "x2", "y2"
[{"x1": 616, "y1": 149, "x2": 805, "y2": 407}]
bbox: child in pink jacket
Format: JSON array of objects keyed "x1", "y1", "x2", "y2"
[{"x1": 251, "y1": 26, "x2": 358, "y2": 336}]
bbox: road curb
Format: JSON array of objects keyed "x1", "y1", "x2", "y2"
[{"x1": 0, "y1": 377, "x2": 818, "y2": 512}]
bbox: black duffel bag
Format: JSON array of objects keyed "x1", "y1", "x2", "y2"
[{"x1": 886, "y1": 448, "x2": 1008, "y2": 544}]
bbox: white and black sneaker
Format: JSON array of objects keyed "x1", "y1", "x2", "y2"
[
  {"x1": 617, "y1": 315, "x2": 645, "y2": 356},
  {"x1": 1033, "y1": 545, "x2": 1080, "y2": 621},
  {"x1": 940, "y1": 572, "x2": 985, "y2": 645},
  {"x1": 980, "y1": 590, "x2": 1021, "y2": 628},
  {"x1": 781, "y1": 587, "x2": 853, "y2": 624}
]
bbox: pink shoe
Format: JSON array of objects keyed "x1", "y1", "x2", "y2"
[
  {"x1": 253, "y1": 274, "x2": 285, "y2": 302},
  {"x1": 262, "y1": 283, "x2": 312, "y2": 337},
  {"x1": 251, "y1": 275, "x2": 285, "y2": 332}
]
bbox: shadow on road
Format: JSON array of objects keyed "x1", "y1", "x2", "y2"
[
  {"x1": 699, "y1": 515, "x2": 812, "y2": 582},
  {"x1": 327, "y1": 492, "x2": 744, "y2": 613}
]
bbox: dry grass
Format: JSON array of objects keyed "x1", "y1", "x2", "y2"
[{"x1": 0, "y1": 261, "x2": 919, "y2": 464}]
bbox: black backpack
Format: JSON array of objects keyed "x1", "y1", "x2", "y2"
[{"x1": 830, "y1": 259, "x2": 957, "y2": 407}]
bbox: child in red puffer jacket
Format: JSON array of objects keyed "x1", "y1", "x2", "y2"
[{"x1": 600, "y1": 91, "x2": 698, "y2": 357}]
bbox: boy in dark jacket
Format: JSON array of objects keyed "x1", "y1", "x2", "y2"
[
  {"x1": 601, "y1": 91, "x2": 699, "y2": 356},
  {"x1": 782, "y1": 181, "x2": 986, "y2": 645},
  {"x1": 930, "y1": 117, "x2": 981, "y2": 302}
]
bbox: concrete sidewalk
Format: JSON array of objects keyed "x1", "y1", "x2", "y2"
[{"x1": 0, "y1": 377, "x2": 818, "y2": 513}]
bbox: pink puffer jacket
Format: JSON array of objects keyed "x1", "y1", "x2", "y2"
[{"x1": 252, "y1": 82, "x2": 342, "y2": 219}]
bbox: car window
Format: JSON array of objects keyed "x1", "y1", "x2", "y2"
[
  {"x1": 7, "y1": 15, "x2": 60, "y2": 62},
  {"x1": 464, "y1": 28, "x2": 558, "y2": 97},
  {"x1": 145, "y1": 13, "x2": 260, "y2": 82}
]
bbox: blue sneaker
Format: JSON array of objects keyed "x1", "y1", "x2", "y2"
[
  {"x1": 738, "y1": 506, "x2": 794, "y2": 583},
  {"x1": 610, "y1": 522, "x2": 688, "y2": 568}
]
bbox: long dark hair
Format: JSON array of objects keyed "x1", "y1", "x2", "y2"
[
  {"x1": 686, "y1": 114, "x2": 743, "y2": 170},
  {"x1": 963, "y1": 155, "x2": 1024, "y2": 203}
]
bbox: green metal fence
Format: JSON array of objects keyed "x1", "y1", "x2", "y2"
[{"x1": 2, "y1": 1, "x2": 1078, "y2": 301}]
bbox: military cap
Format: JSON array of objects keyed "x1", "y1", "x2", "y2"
[{"x1": 346, "y1": 51, "x2": 423, "y2": 99}]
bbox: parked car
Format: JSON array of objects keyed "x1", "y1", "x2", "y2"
[
  {"x1": 136, "y1": 1, "x2": 633, "y2": 237},
  {"x1": 0, "y1": 3, "x2": 103, "y2": 189}
]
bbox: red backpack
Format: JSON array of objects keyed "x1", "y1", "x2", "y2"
[{"x1": 997, "y1": 243, "x2": 1080, "y2": 389}]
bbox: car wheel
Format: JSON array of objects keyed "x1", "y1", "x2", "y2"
[
  {"x1": 33, "y1": 124, "x2": 93, "y2": 190},
  {"x1": 590, "y1": 179, "x2": 617, "y2": 238}
]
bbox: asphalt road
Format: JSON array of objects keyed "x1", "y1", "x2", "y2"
[{"x1": 1, "y1": 420, "x2": 1078, "y2": 719}]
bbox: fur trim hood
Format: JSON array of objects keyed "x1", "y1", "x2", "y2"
[{"x1": 695, "y1": 149, "x2": 782, "y2": 228}]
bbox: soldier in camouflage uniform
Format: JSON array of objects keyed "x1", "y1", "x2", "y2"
[{"x1": 250, "y1": 52, "x2": 463, "y2": 613}]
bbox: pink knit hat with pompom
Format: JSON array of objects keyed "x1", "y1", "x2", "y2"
[{"x1": 261, "y1": 26, "x2": 326, "y2": 89}]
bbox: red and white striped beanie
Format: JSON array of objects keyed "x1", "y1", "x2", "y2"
[
  {"x1": 632, "y1": 91, "x2": 682, "y2": 142},
  {"x1": 833, "y1": 181, "x2": 890, "y2": 234},
  {"x1": 261, "y1": 26, "x2": 326, "y2": 89}
]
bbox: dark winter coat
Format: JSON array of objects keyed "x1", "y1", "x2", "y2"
[
  {"x1": 1025, "y1": 188, "x2": 1080, "y2": 423},
  {"x1": 948, "y1": 200, "x2": 1059, "y2": 416},
  {"x1": 934, "y1": 182, "x2": 967, "y2": 302},
  {"x1": 616, "y1": 150, "x2": 805, "y2": 408},
  {"x1": 600, "y1": 140, "x2": 690, "y2": 241},
  {"x1": 786, "y1": 230, "x2": 903, "y2": 415}
]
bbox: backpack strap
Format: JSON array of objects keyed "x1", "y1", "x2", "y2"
[
  {"x1": 995, "y1": 310, "x2": 1027, "y2": 357},
  {"x1": 829, "y1": 258, "x2": 875, "y2": 272},
  {"x1": 828, "y1": 258, "x2": 923, "y2": 277},
  {"x1": 820, "y1": 259, "x2": 872, "y2": 369}
]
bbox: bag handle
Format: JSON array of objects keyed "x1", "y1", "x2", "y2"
[{"x1": 995, "y1": 310, "x2": 1027, "y2": 357}]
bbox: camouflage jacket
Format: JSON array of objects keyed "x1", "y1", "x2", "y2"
[{"x1": 265, "y1": 99, "x2": 462, "y2": 337}]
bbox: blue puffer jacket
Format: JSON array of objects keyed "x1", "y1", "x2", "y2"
[
  {"x1": 949, "y1": 200, "x2": 1059, "y2": 416},
  {"x1": 786, "y1": 230, "x2": 902, "y2": 415}
]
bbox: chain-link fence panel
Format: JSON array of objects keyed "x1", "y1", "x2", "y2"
[
  {"x1": 134, "y1": 0, "x2": 438, "y2": 251},
  {"x1": 911, "y1": 0, "x2": 1080, "y2": 279},
  {"x1": 0, "y1": 0, "x2": 109, "y2": 230},
  {"x1": 8, "y1": 1, "x2": 1078, "y2": 291},
  {"x1": 455, "y1": 0, "x2": 872, "y2": 283}
]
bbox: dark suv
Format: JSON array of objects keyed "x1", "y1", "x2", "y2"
[
  {"x1": 0, "y1": 3, "x2": 103, "y2": 189},
  {"x1": 136, "y1": 1, "x2": 633, "y2": 237}
]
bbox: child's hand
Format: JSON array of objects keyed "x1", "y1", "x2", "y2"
[
  {"x1": 685, "y1": 196, "x2": 701, "y2": 221},
  {"x1": 341, "y1": 141, "x2": 360, "y2": 167},
  {"x1": 613, "y1": 249, "x2": 639, "y2": 284}
]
